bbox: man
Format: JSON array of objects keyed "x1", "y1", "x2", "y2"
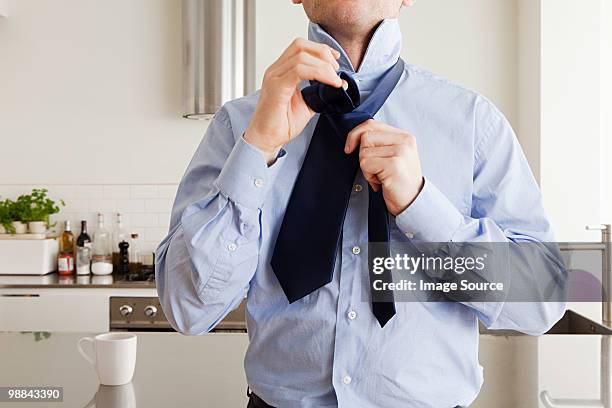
[{"x1": 156, "y1": 1, "x2": 565, "y2": 406}]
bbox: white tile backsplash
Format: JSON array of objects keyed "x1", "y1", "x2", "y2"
[
  {"x1": 144, "y1": 198, "x2": 172, "y2": 213},
  {"x1": 157, "y1": 213, "x2": 171, "y2": 228},
  {"x1": 157, "y1": 184, "x2": 178, "y2": 199},
  {"x1": 130, "y1": 185, "x2": 158, "y2": 199},
  {"x1": 116, "y1": 198, "x2": 146, "y2": 213},
  {"x1": 74, "y1": 185, "x2": 104, "y2": 200},
  {"x1": 131, "y1": 213, "x2": 158, "y2": 228},
  {"x1": 102, "y1": 185, "x2": 131, "y2": 199},
  {"x1": 0, "y1": 183, "x2": 178, "y2": 253}
]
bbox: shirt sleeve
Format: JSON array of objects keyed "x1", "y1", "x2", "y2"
[
  {"x1": 155, "y1": 107, "x2": 287, "y2": 335},
  {"x1": 394, "y1": 97, "x2": 566, "y2": 335}
]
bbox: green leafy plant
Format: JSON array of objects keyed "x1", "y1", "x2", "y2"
[
  {"x1": 0, "y1": 189, "x2": 65, "y2": 234},
  {"x1": 10, "y1": 195, "x2": 30, "y2": 223},
  {"x1": 21, "y1": 189, "x2": 65, "y2": 225},
  {"x1": 0, "y1": 199, "x2": 14, "y2": 233}
]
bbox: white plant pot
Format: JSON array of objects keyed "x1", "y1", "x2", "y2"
[
  {"x1": 11, "y1": 221, "x2": 27, "y2": 234},
  {"x1": 0, "y1": 225, "x2": 6, "y2": 234},
  {"x1": 28, "y1": 221, "x2": 47, "y2": 234}
]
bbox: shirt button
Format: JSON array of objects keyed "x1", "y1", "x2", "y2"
[
  {"x1": 347, "y1": 310, "x2": 357, "y2": 320},
  {"x1": 353, "y1": 184, "x2": 363, "y2": 193},
  {"x1": 342, "y1": 375, "x2": 352, "y2": 385},
  {"x1": 352, "y1": 246, "x2": 361, "y2": 255},
  {"x1": 254, "y1": 178, "x2": 264, "y2": 188},
  {"x1": 227, "y1": 243, "x2": 237, "y2": 252}
]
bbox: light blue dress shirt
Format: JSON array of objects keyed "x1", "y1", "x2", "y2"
[{"x1": 156, "y1": 19, "x2": 565, "y2": 408}]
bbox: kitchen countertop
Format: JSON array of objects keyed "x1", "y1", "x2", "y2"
[
  {"x1": 0, "y1": 273, "x2": 155, "y2": 289},
  {"x1": 0, "y1": 332, "x2": 249, "y2": 407},
  {"x1": 0, "y1": 330, "x2": 610, "y2": 408}
]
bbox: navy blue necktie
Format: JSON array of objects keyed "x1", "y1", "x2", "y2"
[{"x1": 271, "y1": 59, "x2": 405, "y2": 328}]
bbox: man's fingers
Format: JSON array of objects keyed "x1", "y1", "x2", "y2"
[
  {"x1": 360, "y1": 156, "x2": 387, "y2": 191},
  {"x1": 272, "y1": 53, "x2": 342, "y2": 88},
  {"x1": 283, "y1": 38, "x2": 341, "y2": 70},
  {"x1": 346, "y1": 128, "x2": 412, "y2": 154},
  {"x1": 360, "y1": 156, "x2": 387, "y2": 174},
  {"x1": 275, "y1": 50, "x2": 335, "y2": 78},
  {"x1": 345, "y1": 120, "x2": 412, "y2": 153},
  {"x1": 353, "y1": 119, "x2": 402, "y2": 133},
  {"x1": 359, "y1": 145, "x2": 407, "y2": 160},
  {"x1": 293, "y1": 64, "x2": 342, "y2": 88}
]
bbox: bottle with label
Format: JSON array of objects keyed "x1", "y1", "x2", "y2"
[
  {"x1": 58, "y1": 220, "x2": 75, "y2": 276},
  {"x1": 91, "y1": 213, "x2": 113, "y2": 275},
  {"x1": 111, "y1": 213, "x2": 129, "y2": 272},
  {"x1": 76, "y1": 220, "x2": 92, "y2": 275},
  {"x1": 77, "y1": 220, "x2": 92, "y2": 248},
  {"x1": 129, "y1": 233, "x2": 142, "y2": 273}
]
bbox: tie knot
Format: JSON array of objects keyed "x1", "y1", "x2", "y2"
[{"x1": 301, "y1": 72, "x2": 361, "y2": 115}]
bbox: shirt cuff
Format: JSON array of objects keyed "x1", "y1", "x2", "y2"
[
  {"x1": 395, "y1": 178, "x2": 463, "y2": 242},
  {"x1": 215, "y1": 136, "x2": 286, "y2": 210}
]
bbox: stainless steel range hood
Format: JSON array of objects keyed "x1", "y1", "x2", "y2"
[{"x1": 182, "y1": 0, "x2": 256, "y2": 120}]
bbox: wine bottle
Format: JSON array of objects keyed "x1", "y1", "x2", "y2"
[
  {"x1": 58, "y1": 220, "x2": 75, "y2": 276},
  {"x1": 76, "y1": 220, "x2": 91, "y2": 248}
]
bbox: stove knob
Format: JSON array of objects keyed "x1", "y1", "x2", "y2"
[
  {"x1": 119, "y1": 305, "x2": 133, "y2": 317},
  {"x1": 144, "y1": 305, "x2": 158, "y2": 318}
]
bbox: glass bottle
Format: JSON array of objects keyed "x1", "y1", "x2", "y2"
[
  {"x1": 76, "y1": 220, "x2": 92, "y2": 248},
  {"x1": 76, "y1": 220, "x2": 92, "y2": 275},
  {"x1": 111, "y1": 213, "x2": 129, "y2": 272},
  {"x1": 91, "y1": 213, "x2": 113, "y2": 275},
  {"x1": 128, "y1": 233, "x2": 142, "y2": 273},
  {"x1": 58, "y1": 220, "x2": 75, "y2": 276},
  {"x1": 76, "y1": 246, "x2": 91, "y2": 276}
]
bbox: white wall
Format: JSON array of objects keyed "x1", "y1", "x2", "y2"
[
  {"x1": 0, "y1": 0, "x2": 521, "y2": 186},
  {"x1": 0, "y1": 0, "x2": 203, "y2": 185},
  {"x1": 517, "y1": 0, "x2": 541, "y2": 181},
  {"x1": 601, "y1": 0, "x2": 612, "y2": 224},
  {"x1": 540, "y1": 0, "x2": 602, "y2": 242}
]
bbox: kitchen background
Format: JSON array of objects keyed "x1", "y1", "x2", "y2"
[
  {"x1": 0, "y1": 1, "x2": 611, "y2": 406},
  {"x1": 2, "y1": 0, "x2": 610, "y2": 311}
]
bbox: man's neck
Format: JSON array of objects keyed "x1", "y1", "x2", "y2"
[{"x1": 321, "y1": 24, "x2": 379, "y2": 71}]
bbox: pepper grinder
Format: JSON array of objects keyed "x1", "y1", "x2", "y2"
[{"x1": 118, "y1": 241, "x2": 130, "y2": 275}]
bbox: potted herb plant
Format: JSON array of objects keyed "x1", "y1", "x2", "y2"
[
  {"x1": 0, "y1": 199, "x2": 12, "y2": 234},
  {"x1": 9, "y1": 195, "x2": 29, "y2": 234},
  {"x1": 22, "y1": 189, "x2": 64, "y2": 234}
]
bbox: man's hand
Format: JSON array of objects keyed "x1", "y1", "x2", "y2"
[
  {"x1": 345, "y1": 120, "x2": 425, "y2": 215},
  {"x1": 244, "y1": 38, "x2": 343, "y2": 164}
]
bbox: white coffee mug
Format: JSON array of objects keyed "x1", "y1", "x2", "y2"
[{"x1": 77, "y1": 333, "x2": 137, "y2": 386}]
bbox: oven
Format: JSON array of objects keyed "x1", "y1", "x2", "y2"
[{"x1": 109, "y1": 296, "x2": 247, "y2": 333}]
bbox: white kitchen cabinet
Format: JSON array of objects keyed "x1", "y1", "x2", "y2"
[
  {"x1": 537, "y1": 335, "x2": 604, "y2": 407},
  {"x1": 0, "y1": 288, "x2": 157, "y2": 332},
  {"x1": 0, "y1": 290, "x2": 107, "y2": 332}
]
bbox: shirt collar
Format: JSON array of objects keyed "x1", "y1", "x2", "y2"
[{"x1": 307, "y1": 18, "x2": 402, "y2": 85}]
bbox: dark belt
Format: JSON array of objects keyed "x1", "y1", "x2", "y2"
[
  {"x1": 246, "y1": 388, "x2": 462, "y2": 407},
  {"x1": 247, "y1": 390, "x2": 275, "y2": 408}
]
